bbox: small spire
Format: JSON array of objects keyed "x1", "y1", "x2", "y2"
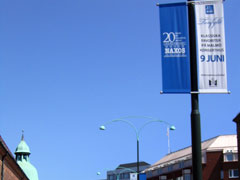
[{"x1": 21, "y1": 130, "x2": 24, "y2": 141}]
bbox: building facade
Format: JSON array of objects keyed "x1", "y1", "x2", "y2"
[
  {"x1": 107, "y1": 161, "x2": 150, "y2": 180},
  {"x1": 143, "y1": 135, "x2": 239, "y2": 180},
  {"x1": 0, "y1": 136, "x2": 29, "y2": 180}
]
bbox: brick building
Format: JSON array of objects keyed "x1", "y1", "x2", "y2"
[
  {"x1": 143, "y1": 135, "x2": 239, "y2": 180},
  {"x1": 0, "y1": 136, "x2": 29, "y2": 180}
]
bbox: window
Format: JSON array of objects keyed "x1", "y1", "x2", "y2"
[
  {"x1": 123, "y1": 173, "x2": 129, "y2": 179},
  {"x1": 168, "y1": 165, "x2": 173, "y2": 172},
  {"x1": 226, "y1": 153, "x2": 233, "y2": 161},
  {"x1": 108, "y1": 175, "x2": 114, "y2": 180},
  {"x1": 147, "y1": 171, "x2": 152, "y2": 176},
  {"x1": 224, "y1": 153, "x2": 238, "y2": 162},
  {"x1": 16, "y1": 155, "x2": 22, "y2": 161},
  {"x1": 119, "y1": 173, "x2": 123, "y2": 179},
  {"x1": 159, "y1": 176, "x2": 167, "y2": 180},
  {"x1": 183, "y1": 174, "x2": 191, "y2": 180},
  {"x1": 183, "y1": 169, "x2": 191, "y2": 180},
  {"x1": 23, "y1": 155, "x2": 28, "y2": 161},
  {"x1": 220, "y1": 170, "x2": 224, "y2": 179},
  {"x1": 179, "y1": 161, "x2": 184, "y2": 169},
  {"x1": 229, "y1": 169, "x2": 239, "y2": 178},
  {"x1": 176, "y1": 177, "x2": 183, "y2": 180}
]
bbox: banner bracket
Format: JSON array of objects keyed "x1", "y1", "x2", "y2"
[
  {"x1": 190, "y1": 91, "x2": 231, "y2": 94},
  {"x1": 186, "y1": 0, "x2": 224, "y2": 5}
]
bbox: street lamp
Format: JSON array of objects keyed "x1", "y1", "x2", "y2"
[{"x1": 99, "y1": 116, "x2": 176, "y2": 180}]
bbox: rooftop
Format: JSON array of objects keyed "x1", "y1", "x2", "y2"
[
  {"x1": 144, "y1": 134, "x2": 237, "y2": 171},
  {"x1": 117, "y1": 161, "x2": 150, "y2": 169}
]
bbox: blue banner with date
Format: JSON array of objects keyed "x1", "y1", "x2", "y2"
[{"x1": 159, "y1": 3, "x2": 191, "y2": 93}]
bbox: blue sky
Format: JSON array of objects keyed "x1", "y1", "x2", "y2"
[{"x1": 0, "y1": 0, "x2": 239, "y2": 179}]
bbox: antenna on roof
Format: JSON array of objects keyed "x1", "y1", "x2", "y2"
[
  {"x1": 21, "y1": 130, "x2": 24, "y2": 141},
  {"x1": 167, "y1": 127, "x2": 171, "y2": 154}
]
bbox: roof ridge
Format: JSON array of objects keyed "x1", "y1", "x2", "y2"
[
  {"x1": 117, "y1": 161, "x2": 150, "y2": 169},
  {"x1": 0, "y1": 135, "x2": 15, "y2": 158},
  {"x1": 167, "y1": 134, "x2": 235, "y2": 155},
  {"x1": 150, "y1": 134, "x2": 237, "y2": 168}
]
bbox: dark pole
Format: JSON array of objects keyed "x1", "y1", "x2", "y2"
[
  {"x1": 188, "y1": 1, "x2": 203, "y2": 180},
  {"x1": 137, "y1": 139, "x2": 139, "y2": 180},
  {"x1": 233, "y1": 113, "x2": 240, "y2": 175}
]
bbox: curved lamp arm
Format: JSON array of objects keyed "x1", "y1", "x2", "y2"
[
  {"x1": 100, "y1": 118, "x2": 138, "y2": 139},
  {"x1": 112, "y1": 116, "x2": 175, "y2": 139},
  {"x1": 138, "y1": 119, "x2": 175, "y2": 138},
  {"x1": 100, "y1": 116, "x2": 175, "y2": 140}
]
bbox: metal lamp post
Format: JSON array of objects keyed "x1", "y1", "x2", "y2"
[
  {"x1": 187, "y1": 0, "x2": 203, "y2": 179},
  {"x1": 99, "y1": 116, "x2": 176, "y2": 180}
]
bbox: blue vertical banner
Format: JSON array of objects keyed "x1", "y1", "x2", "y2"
[
  {"x1": 139, "y1": 173, "x2": 146, "y2": 180},
  {"x1": 159, "y1": 3, "x2": 191, "y2": 93}
]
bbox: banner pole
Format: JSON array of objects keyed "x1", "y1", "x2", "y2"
[{"x1": 187, "y1": 1, "x2": 203, "y2": 180}]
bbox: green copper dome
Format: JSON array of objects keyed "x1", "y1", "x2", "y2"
[
  {"x1": 15, "y1": 139, "x2": 31, "y2": 154},
  {"x1": 15, "y1": 133, "x2": 39, "y2": 180}
]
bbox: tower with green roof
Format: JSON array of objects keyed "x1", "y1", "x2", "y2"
[{"x1": 15, "y1": 133, "x2": 39, "y2": 180}]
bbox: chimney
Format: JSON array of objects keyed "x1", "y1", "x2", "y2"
[{"x1": 233, "y1": 113, "x2": 240, "y2": 174}]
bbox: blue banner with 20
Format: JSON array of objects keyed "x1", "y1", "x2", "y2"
[{"x1": 159, "y1": 3, "x2": 191, "y2": 93}]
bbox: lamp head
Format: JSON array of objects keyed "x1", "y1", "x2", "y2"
[
  {"x1": 99, "y1": 125, "x2": 106, "y2": 130},
  {"x1": 97, "y1": 172, "x2": 101, "y2": 175},
  {"x1": 170, "y1": 125, "x2": 176, "y2": 130}
]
